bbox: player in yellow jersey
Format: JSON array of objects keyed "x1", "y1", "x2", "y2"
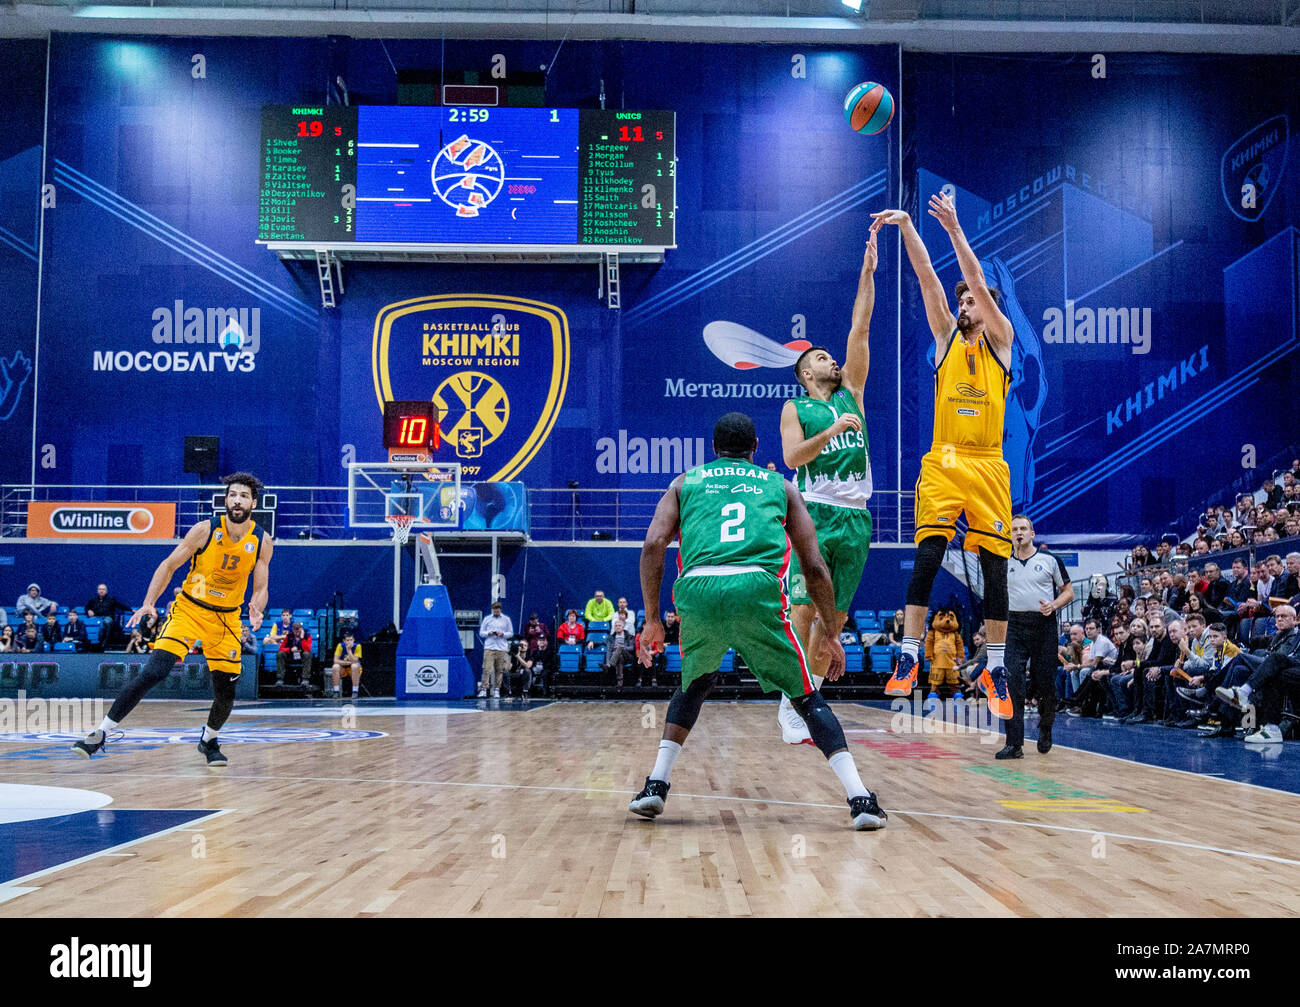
[
  {"x1": 72, "y1": 473, "x2": 274, "y2": 768},
  {"x1": 872, "y1": 192, "x2": 1015, "y2": 720}
]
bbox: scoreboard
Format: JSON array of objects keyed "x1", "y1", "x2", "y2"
[{"x1": 258, "y1": 105, "x2": 676, "y2": 247}]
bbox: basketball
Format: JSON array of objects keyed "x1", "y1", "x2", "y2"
[{"x1": 844, "y1": 81, "x2": 895, "y2": 135}]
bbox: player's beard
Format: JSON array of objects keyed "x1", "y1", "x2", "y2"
[
  {"x1": 227, "y1": 503, "x2": 250, "y2": 523},
  {"x1": 956, "y1": 313, "x2": 975, "y2": 333}
]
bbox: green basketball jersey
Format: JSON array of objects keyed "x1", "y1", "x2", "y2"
[
  {"x1": 678, "y1": 458, "x2": 789, "y2": 577},
  {"x1": 792, "y1": 387, "x2": 872, "y2": 505}
]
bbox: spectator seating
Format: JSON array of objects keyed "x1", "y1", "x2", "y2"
[
  {"x1": 843, "y1": 643, "x2": 864, "y2": 674},
  {"x1": 558, "y1": 644, "x2": 582, "y2": 674}
]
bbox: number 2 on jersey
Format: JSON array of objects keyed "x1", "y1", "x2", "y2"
[{"x1": 720, "y1": 502, "x2": 745, "y2": 542}]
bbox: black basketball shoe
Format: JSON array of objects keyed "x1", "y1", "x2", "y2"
[
  {"x1": 197, "y1": 736, "x2": 228, "y2": 769},
  {"x1": 849, "y1": 792, "x2": 888, "y2": 830},
  {"x1": 629, "y1": 777, "x2": 670, "y2": 818},
  {"x1": 71, "y1": 729, "x2": 107, "y2": 760}
]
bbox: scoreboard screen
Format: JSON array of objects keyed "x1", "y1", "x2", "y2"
[{"x1": 258, "y1": 105, "x2": 675, "y2": 247}]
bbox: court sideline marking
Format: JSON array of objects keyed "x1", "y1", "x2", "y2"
[{"x1": 0, "y1": 808, "x2": 232, "y2": 901}]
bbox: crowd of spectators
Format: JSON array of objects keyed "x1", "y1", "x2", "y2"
[
  {"x1": 1053, "y1": 458, "x2": 1300, "y2": 746},
  {"x1": 477, "y1": 590, "x2": 683, "y2": 698}
]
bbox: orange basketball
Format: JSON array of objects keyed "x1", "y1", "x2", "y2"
[{"x1": 843, "y1": 81, "x2": 895, "y2": 135}]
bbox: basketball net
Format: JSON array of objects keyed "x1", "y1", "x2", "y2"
[{"x1": 386, "y1": 512, "x2": 416, "y2": 546}]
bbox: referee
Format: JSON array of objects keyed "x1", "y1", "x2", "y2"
[{"x1": 999, "y1": 515, "x2": 1074, "y2": 759}]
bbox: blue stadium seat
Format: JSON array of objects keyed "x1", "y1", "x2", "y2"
[
  {"x1": 587, "y1": 631, "x2": 608, "y2": 648},
  {"x1": 664, "y1": 645, "x2": 681, "y2": 673},
  {"x1": 868, "y1": 645, "x2": 894, "y2": 675},
  {"x1": 717, "y1": 650, "x2": 735, "y2": 673},
  {"x1": 53, "y1": 642, "x2": 76, "y2": 652},
  {"x1": 853, "y1": 609, "x2": 872, "y2": 628},
  {"x1": 861, "y1": 613, "x2": 882, "y2": 631},
  {"x1": 877, "y1": 609, "x2": 895, "y2": 623},
  {"x1": 558, "y1": 644, "x2": 582, "y2": 673},
  {"x1": 587, "y1": 620, "x2": 610, "y2": 633},
  {"x1": 293, "y1": 608, "x2": 313, "y2": 617},
  {"x1": 843, "y1": 644, "x2": 864, "y2": 674}
]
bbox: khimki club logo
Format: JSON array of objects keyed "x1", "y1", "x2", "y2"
[
  {"x1": 1221, "y1": 114, "x2": 1288, "y2": 222},
  {"x1": 703, "y1": 321, "x2": 811, "y2": 370}
]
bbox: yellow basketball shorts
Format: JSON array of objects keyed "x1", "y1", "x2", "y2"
[
  {"x1": 913, "y1": 447, "x2": 1013, "y2": 558},
  {"x1": 153, "y1": 594, "x2": 244, "y2": 675}
]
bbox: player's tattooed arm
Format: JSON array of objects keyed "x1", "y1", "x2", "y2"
[
  {"x1": 784, "y1": 482, "x2": 845, "y2": 679},
  {"x1": 841, "y1": 227, "x2": 878, "y2": 401},
  {"x1": 638, "y1": 476, "x2": 683, "y2": 666},
  {"x1": 248, "y1": 536, "x2": 273, "y2": 632},
  {"x1": 127, "y1": 520, "x2": 211, "y2": 628},
  {"x1": 927, "y1": 191, "x2": 1014, "y2": 356},
  {"x1": 870, "y1": 208, "x2": 955, "y2": 351}
]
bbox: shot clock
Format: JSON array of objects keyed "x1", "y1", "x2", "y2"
[{"x1": 383, "y1": 400, "x2": 441, "y2": 463}]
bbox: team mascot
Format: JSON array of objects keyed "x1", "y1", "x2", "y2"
[{"x1": 925, "y1": 607, "x2": 966, "y2": 698}]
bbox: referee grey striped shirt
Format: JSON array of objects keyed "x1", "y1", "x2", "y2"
[{"x1": 1008, "y1": 549, "x2": 1070, "y2": 613}]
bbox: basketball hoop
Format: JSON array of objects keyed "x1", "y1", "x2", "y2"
[{"x1": 386, "y1": 512, "x2": 416, "y2": 545}]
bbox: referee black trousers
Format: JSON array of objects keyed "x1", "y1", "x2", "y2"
[{"x1": 1004, "y1": 611, "x2": 1058, "y2": 748}]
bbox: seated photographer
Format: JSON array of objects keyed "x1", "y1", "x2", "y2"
[{"x1": 506, "y1": 639, "x2": 536, "y2": 699}]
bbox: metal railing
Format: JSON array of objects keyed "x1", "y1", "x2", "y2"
[
  {"x1": 1057, "y1": 536, "x2": 1300, "y2": 624},
  {"x1": 0, "y1": 484, "x2": 355, "y2": 540},
  {"x1": 525, "y1": 487, "x2": 916, "y2": 542},
  {"x1": 0, "y1": 483, "x2": 918, "y2": 544}
]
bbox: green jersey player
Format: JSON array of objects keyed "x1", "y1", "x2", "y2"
[
  {"x1": 630, "y1": 412, "x2": 886, "y2": 831},
  {"x1": 777, "y1": 226, "x2": 879, "y2": 744}
]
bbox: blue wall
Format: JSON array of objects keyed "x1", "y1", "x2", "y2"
[{"x1": 1, "y1": 35, "x2": 1295, "y2": 543}]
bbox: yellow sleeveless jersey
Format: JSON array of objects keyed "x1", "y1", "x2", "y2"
[
  {"x1": 932, "y1": 329, "x2": 1011, "y2": 454},
  {"x1": 182, "y1": 516, "x2": 266, "y2": 611}
]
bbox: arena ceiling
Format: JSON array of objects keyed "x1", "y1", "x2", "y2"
[{"x1": 2, "y1": 0, "x2": 1298, "y2": 49}]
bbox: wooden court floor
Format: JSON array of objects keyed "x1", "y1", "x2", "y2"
[{"x1": 2, "y1": 699, "x2": 1299, "y2": 917}]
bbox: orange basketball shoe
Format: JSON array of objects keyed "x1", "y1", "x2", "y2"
[
  {"x1": 978, "y1": 666, "x2": 1013, "y2": 721},
  {"x1": 884, "y1": 652, "x2": 918, "y2": 697}
]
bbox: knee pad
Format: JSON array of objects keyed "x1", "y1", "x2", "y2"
[
  {"x1": 665, "y1": 672, "x2": 716, "y2": 732},
  {"x1": 907, "y1": 536, "x2": 947, "y2": 608},
  {"x1": 790, "y1": 690, "x2": 848, "y2": 758},
  {"x1": 140, "y1": 648, "x2": 178, "y2": 687},
  {"x1": 978, "y1": 547, "x2": 1008, "y2": 621},
  {"x1": 207, "y1": 670, "x2": 238, "y2": 730}
]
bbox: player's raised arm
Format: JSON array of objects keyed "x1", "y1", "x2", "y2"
[
  {"x1": 840, "y1": 227, "x2": 879, "y2": 404},
  {"x1": 638, "y1": 475, "x2": 683, "y2": 665},
  {"x1": 248, "y1": 535, "x2": 274, "y2": 632},
  {"x1": 783, "y1": 482, "x2": 845, "y2": 679},
  {"x1": 927, "y1": 191, "x2": 1013, "y2": 355},
  {"x1": 871, "y1": 208, "x2": 956, "y2": 351},
  {"x1": 126, "y1": 520, "x2": 211, "y2": 628}
]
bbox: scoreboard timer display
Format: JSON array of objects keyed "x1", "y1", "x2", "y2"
[
  {"x1": 258, "y1": 105, "x2": 675, "y2": 247},
  {"x1": 383, "y1": 400, "x2": 441, "y2": 460}
]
